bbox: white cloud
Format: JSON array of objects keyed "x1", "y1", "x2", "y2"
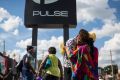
[
  {"x1": 16, "y1": 36, "x2": 63, "y2": 60},
  {"x1": 91, "y1": 22, "x2": 120, "y2": 39},
  {"x1": 0, "y1": 8, "x2": 10, "y2": 21},
  {"x1": 38, "y1": 36, "x2": 63, "y2": 50},
  {"x1": 6, "y1": 49, "x2": 25, "y2": 62},
  {"x1": 100, "y1": 33, "x2": 120, "y2": 51},
  {"x1": 77, "y1": 0, "x2": 116, "y2": 23},
  {"x1": 12, "y1": 29, "x2": 19, "y2": 36},
  {"x1": 16, "y1": 36, "x2": 63, "y2": 50},
  {"x1": 0, "y1": 7, "x2": 23, "y2": 32},
  {"x1": 99, "y1": 33, "x2": 120, "y2": 68},
  {"x1": 37, "y1": 36, "x2": 63, "y2": 59},
  {"x1": 16, "y1": 38, "x2": 32, "y2": 49}
]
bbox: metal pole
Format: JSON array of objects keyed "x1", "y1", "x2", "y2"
[
  {"x1": 41, "y1": 0, "x2": 45, "y2": 4},
  {"x1": 3, "y1": 40, "x2": 6, "y2": 56},
  {"x1": 32, "y1": 28, "x2": 38, "y2": 71},
  {"x1": 3, "y1": 40, "x2": 5, "y2": 53},
  {"x1": 110, "y1": 50, "x2": 114, "y2": 78},
  {"x1": 63, "y1": 24, "x2": 69, "y2": 45},
  {"x1": 63, "y1": 24, "x2": 69, "y2": 80},
  {"x1": 32, "y1": 28, "x2": 38, "y2": 46}
]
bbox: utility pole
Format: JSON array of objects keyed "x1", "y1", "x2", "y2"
[
  {"x1": 3, "y1": 40, "x2": 5, "y2": 53},
  {"x1": 3, "y1": 40, "x2": 6, "y2": 56},
  {"x1": 110, "y1": 50, "x2": 114, "y2": 78}
]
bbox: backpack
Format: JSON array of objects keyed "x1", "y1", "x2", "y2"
[
  {"x1": 16, "y1": 54, "x2": 28, "y2": 72},
  {"x1": 44, "y1": 57, "x2": 52, "y2": 69}
]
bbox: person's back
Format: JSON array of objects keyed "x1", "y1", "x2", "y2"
[
  {"x1": 22, "y1": 46, "x2": 36, "y2": 80},
  {"x1": 70, "y1": 43, "x2": 96, "y2": 80},
  {"x1": 79, "y1": 44, "x2": 98, "y2": 79},
  {"x1": 46, "y1": 54, "x2": 60, "y2": 77},
  {"x1": 65, "y1": 29, "x2": 99, "y2": 80},
  {"x1": 38, "y1": 47, "x2": 63, "y2": 80},
  {"x1": 60, "y1": 42, "x2": 72, "y2": 80}
]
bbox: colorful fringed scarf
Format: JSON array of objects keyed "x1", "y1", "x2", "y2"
[{"x1": 67, "y1": 44, "x2": 98, "y2": 80}]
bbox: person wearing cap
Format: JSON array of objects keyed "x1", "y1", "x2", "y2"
[
  {"x1": 22, "y1": 46, "x2": 36, "y2": 80},
  {"x1": 38, "y1": 47, "x2": 63, "y2": 80},
  {"x1": 65, "y1": 29, "x2": 99, "y2": 80}
]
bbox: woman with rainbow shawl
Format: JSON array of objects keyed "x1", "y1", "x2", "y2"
[{"x1": 65, "y1": 29, "x2": 98, "y2": 80}]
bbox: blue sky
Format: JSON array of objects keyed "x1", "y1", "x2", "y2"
[{"x1": 0, "y1": 0, "x2": 120, "y2": 69}]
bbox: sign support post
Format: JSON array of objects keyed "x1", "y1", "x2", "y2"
[
  {"x1": 32, "y1": 28, "x2": 38, "y2": 46},
  {"x1": 32, "y1": 28, "x2": 38, "y2": 70},
  {"x1": 63, "y1": 24, "x2": 69, "y2": 45},
  {"x1": 63, "y1": 24, "x2": 70, "y2": 80}
]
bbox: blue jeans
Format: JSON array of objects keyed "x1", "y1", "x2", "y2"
[{"x1": 22, "y1": 70, "x2": 34, "y2": 80}]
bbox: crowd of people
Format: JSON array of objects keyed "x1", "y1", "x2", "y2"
[
  {"x1": 0, "y1": 52, "x2": 18, "y2": 80},
  {"x1": 20, "y1": 29, "x2": 98, "y2": 80},
  {"x1": 0, "y1": 29, "x2": 99, "y2": 80}
]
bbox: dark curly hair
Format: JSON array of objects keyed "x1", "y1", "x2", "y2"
[
  {"x1": 88, "y1": 38, "x2": 94, "y2": 59},
  {"x1": 48, "y1": 47, "x2": 56, "y2": 54},
  {"x1": 27, "y1": 46, "x2": 34, "y2": 51},
  {"x1": 77, "y1": 29, "x2": 89, "y2": 44},
  {"x1": 78, "y1": 29, "x2": 95, "y2": 59}
]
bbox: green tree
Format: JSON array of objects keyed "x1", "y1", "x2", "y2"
[{"x1": 104, "y1": 64, "x2": 118, "y2": 74}]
